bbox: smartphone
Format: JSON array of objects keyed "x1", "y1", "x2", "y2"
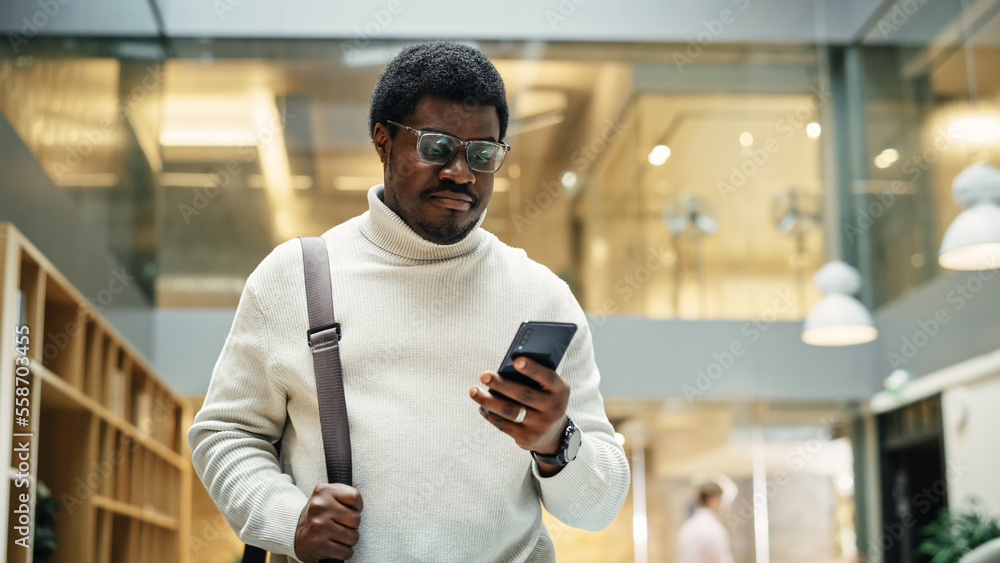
[{"x1": 496, "y1": 321, "x2": 578, "y2": 390}]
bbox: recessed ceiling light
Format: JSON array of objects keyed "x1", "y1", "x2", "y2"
[
  {"x1": 560, "y1": 171, "x2": 578, "y2": 189},
  {"x1": 648, "y1": 145, "x2": 671, "y2": 166}
]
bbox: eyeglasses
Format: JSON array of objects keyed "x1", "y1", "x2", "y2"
[{"x1": 386, "y1": 120, "x2": 510, "y2": 174}]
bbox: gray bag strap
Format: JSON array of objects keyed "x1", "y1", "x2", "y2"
[
  {"x1": 300, "y1": 236, "x2": 353, "y2": 488},
  {"x1": 244, "y1": 236, "x2": 351, "y2": 563}
]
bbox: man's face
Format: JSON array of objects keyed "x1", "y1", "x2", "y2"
[{"x1": 373, "y1": 95, "x2": 501, "y2": 245}]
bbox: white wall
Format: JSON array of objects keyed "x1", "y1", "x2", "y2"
[
  {"x1": 153, "y1": 308, "x2": 236, "y2": 395},
  {"x1": 874, "y1": 268, "x2": 1000, "y2": 381},
  {"x1": 591, "y1": 316, "x2": 880, "y2": 400},
  {"x1": 942, "y1": 370, "x2": 1000, "y2": 513}
]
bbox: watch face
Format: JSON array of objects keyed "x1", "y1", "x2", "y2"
[{"x1": 565, "y1": 422, "x2": 582, "y2": 462}]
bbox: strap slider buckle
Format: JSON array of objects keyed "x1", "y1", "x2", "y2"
[{"x1": 307, "y1": 323, "x2": 342, "y2": 347}]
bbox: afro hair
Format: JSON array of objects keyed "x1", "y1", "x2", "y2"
[{"x1": 369, "y1": 41, "x2": 509, "y2": 142}]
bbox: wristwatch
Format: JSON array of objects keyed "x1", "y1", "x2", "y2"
[{"x1": 531, "y1": 417, "x2": 582, "y2": 467}]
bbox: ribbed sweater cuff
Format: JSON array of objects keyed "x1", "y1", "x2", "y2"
[
  {"x1": 531, "y1": 433, "x2": 600, "y2": 492},
  {"x1": 252, "y1": 487, "x2": 309, "y2": 559},
  {"x1": 531, "y1": 433, "x2": 625, "y2": 530}
]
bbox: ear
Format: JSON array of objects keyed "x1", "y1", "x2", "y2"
[{"x1": 373, "y1": 122, "x2": 391, "y2": 164}]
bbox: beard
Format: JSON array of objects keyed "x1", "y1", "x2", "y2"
[{"x1": 384, "y1": 150, "x2": 483, "y2": 245}]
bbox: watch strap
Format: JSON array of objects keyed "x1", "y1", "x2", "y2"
[
  {"x1": 531, "y1": 417, "x2": 578, "y2": 466},
  {"x1": 532, "y1": 449, "x2": 569, "y2": 466}
]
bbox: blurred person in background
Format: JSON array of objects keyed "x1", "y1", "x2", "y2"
[{"x1": 677, "y1": 481, "x2": 735, "y2": 563}]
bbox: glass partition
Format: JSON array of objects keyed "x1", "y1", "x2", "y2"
[
  {"x1": 854, "y1": 1, "x2": 1000, "y2": 305},
  {"x1": 2, "y1": 9, "x2": 997, "y2": 311},
  {"x1": 1, "y1": 40, "x2": 830, "y2": 317},
  {"x1": 0, "y1": 42, "x2": 164, "y2": 298}
]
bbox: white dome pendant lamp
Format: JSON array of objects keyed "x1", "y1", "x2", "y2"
[
  {"x1": 802, "y1": 261, "x2": 878, "y2": 346},
  {"x1": 938, "y1": 163, "x2": 1000, "y2": 271}
]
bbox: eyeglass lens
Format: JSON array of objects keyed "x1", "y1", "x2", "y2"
[{"x1": 416, "y1": 133, "x2": 506, "y2": 173}]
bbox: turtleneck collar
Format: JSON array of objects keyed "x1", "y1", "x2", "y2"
[{"x1": 357, "y1": 185, "x2": 486, "y2": 261}]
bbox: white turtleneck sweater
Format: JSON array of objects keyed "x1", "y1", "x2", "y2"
[{"x1": 188, "y1": 186, "x2": 630, "y2": 563}]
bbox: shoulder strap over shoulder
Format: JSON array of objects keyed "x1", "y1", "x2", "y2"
[
  {"x1": 244, "y1": 236, "x2": 352, "y2": 563},
  {"x1": 299, "y1": 236, "x2": 353, "y2": 487}
]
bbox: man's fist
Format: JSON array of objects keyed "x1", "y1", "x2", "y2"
[{"x1": 294, "y1": 483, "x2": 363, "y2": 562}]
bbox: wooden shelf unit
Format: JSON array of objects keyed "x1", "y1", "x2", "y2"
[{"x1": 1, "y1": 222, "x2": 192, "y2": 563}]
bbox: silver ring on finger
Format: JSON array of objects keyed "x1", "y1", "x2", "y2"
[{"x1": 514, "y1": 405, "x2": 527, "y2": 424}]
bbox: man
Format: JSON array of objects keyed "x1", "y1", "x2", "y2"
[
  {"x1": 676, "y1": 482, "x2": 735, "y2": 563},
  {"x1": 188, "y1": 41, "x2": 630, "y2": 563}
]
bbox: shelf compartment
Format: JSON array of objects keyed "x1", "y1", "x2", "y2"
[
  {"x1": 84, "y1": 318, "x2": 105, "y2": 402},
  {"x1": 33, "y1": 364, "x2": 184, "y2": 469},
  {"x1": 115, "y1": 432, "x2": 132, "y2": 505},
  {"x1": 131, "y1": 366, "x2": 152, "y2": 433},
  {"x1": 151, "y1": 385, "x2": 182, "y2": 451},
  {"x1": 129, "y1": 446, "x2": 146, "y2": 507},
  {"x1": 36, "y1": 410, "x2": 97, "y2": 563},
  {"x1": 95, "y1": 509, "x2": 113, "y2": 563},
  {"x1": 16, "y1": 249, "x2": 45, "y2": 362},
  {"x1": 105, "y1": 345, "x2": 131, "y2": 422},
  {"x1": 40, "y1": 273, "x2": 85, "y2": 389},
  {"x1": 95, "y1": 421, "x2": 114, "y2": 499},
  {"x1": 109, "y1": 513, "x2": 131, "y2": 563}
]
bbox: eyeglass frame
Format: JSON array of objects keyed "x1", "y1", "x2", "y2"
[{"x1": 385, "y1": 120, "x2": 511, "y2": 173}]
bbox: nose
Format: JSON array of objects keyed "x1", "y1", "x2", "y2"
[{"x1": 439, "y1": 148, "x2": 476, "y2": 186}]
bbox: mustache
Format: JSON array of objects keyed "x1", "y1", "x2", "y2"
[{"x1": 421, "y1": 184, "x2": 479, "y2": 206}]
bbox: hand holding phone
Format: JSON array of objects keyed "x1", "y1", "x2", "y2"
[
  {"x1": 470, "y1": 321, "x2": 579, "y2": 460},
  {"x1": 496, "y1": 321, "x2": 577, "y2": 391}
]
